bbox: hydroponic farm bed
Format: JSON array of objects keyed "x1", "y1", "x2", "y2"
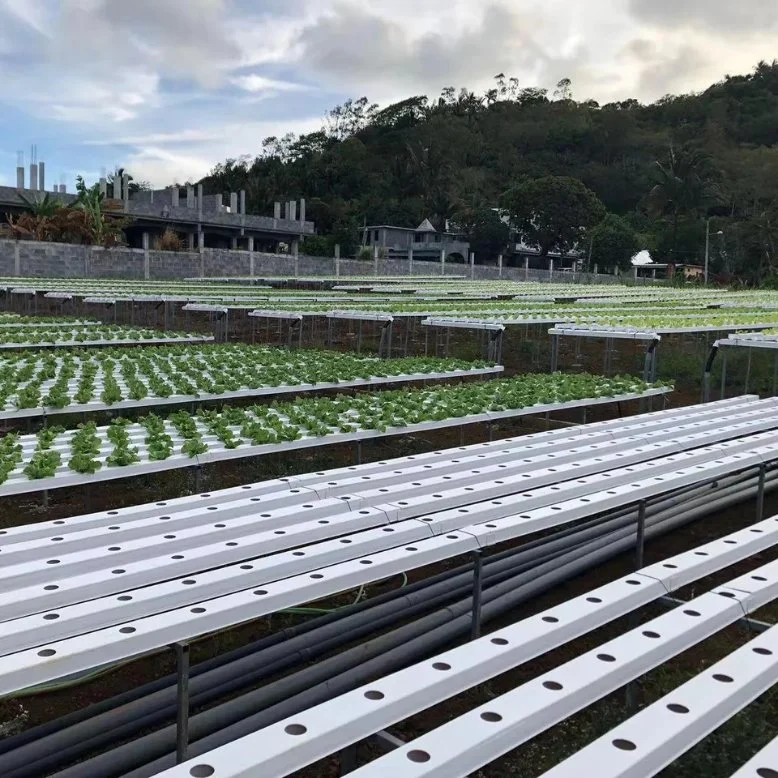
[
  {"x1": 0, "y1": 325, "x2": 213, "y2": 350},
  {"x1": 0, "y1": 373, "x2": 670, "y2": 496},
  {"x1": 0, "y1": 346, "x2": 501, "y2": 419}
]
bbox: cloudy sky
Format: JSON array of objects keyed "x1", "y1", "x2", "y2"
[{"x1": 0, "y1": 0, "x2": 775, "y2": 189}]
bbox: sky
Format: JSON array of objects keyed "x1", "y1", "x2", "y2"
[{"x1": 0, "y1": 0, "x2": 776, "y2": 190}]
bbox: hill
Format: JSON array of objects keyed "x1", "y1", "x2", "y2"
[{"x1": 200, "y1": 63, "x2": 778, "y2": 280}]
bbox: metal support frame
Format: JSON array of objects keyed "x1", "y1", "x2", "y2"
[
  {"x1": 174, "y1": 642, "x2": 190, "y2": 764},
  {"x1": 702, "y1": 343, "x2": 719, "y2": 404},
  {"x1": 471, "y1": 550, "x2": 484, "y2": 641}
]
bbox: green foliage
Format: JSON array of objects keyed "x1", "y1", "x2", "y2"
[
  {"x1": 501, "y1": 176, "x2": 606, "y2": 256},
  {"x1": 453, "y1": 206, "x2": 510, "y2": 261},
  {"x1": 590, "y1": 214, "x2": 640, "y2": 273}
]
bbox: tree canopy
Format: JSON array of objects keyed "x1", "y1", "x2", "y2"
[{"x1": 201, "y1": 61, "x2": 778, "y2": 280}]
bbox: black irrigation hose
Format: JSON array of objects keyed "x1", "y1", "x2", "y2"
[
  {"x1": 121, "y1": 484, "x2": 766, "y2": 778},
  {"x1": 7, "y1": 471, "x2": 770, "y2": 778}
]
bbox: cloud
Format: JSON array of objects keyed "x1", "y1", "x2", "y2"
[
  {"x1": 230, "y1": 74, "x2": 311, "y2": 93},
  {"x1": 50, "y1": 0, "x2": 239, "y2": 87},
  {"x1": 628, "y1": 0, "x2": 778, "y2": 34},
  {"x1": 295, "y1": 2, "x2": 556, "y2": 99}
]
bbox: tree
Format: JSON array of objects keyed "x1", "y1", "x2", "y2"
[
  {"x1": 589, "y1": 214, "x2": 640, "y2": 273},
  {"x1": 647, "y1": 144, "x2": 722, "y2": 259},
  {"x1": 453, "y1": 206, "x2": 510, "y2": 261},
  {"x1": 501, "y1": 176, "x2": 606, "y2": 256}
]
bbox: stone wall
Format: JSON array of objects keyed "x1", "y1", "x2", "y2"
[{"x1": 0, "y1": 238, "x2": 633, "y2": 285}]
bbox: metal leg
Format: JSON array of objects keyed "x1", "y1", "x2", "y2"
[
  {"x1": 757, "y1": 463, "x2": 766, "y2": 521},
  {"x1": 175, "y1": 642, "x2": 190, "y2": 764},
  {"x1": 635, "y1": 499, "x2": 647, "y2": 569},
  {"x1": 470, "y1": 550, "x2": 483, "y2": 640},
  {"x1": 339, "y1": 744, "x2": 358, "y2": 775}
]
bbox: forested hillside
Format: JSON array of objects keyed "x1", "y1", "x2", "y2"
[{"x1": 201, "y1": 63, "x2": 778, "y2": 280}]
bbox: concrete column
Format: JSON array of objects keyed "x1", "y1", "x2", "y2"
[
  {"x1": 549, "y1": 258, "x2": 554, "y2": 280},
  {"x1": 99, "y1": 177, "x2": 107, "y2": 197},
  {"x1": 142, "y1": 231, "x2": 150, "y2": 280},
  {"x1": 524, "y1": 255, "x2": 529, "y2": 281},
  {"x1": 198, "y1": 230, "x2": 204, "y2": 252},
  {"x1": 14, "y1": 241, "x2": 20, "y2": 276},
  {"x1": 29, "y1": 164, "x2": 38, "y2": 191},
  {"x1": 335, "y1": 244, "x2": 341, "y2": 277},
  {"x1": 16, "y1": 167, "x2": 24, "y2": 189},
  {"x1": 196, "y1": 184, "x2": 203, "y2": 222},
  {"x1": 593, "y1": 263, "x2": 598, "y2": 275},
  {"x1": 470, "y1": 251, "x2": 475, "y2": 280},
  {"x1": 122, "y1": 175, "x2": 130, "y2": 209},
  {"x1": 230, "y1": 192, "x2": 238, "y2": 213},
  {"x1": 38, "y1": 162, "x2": 45, "y2": 192},
  {"x1": 239, "y1": 190, "x2": 246, "y2": 216},
  {"x1": 408, "y1": 246, "x2": 414, "y2": 276},
  {"x1": 274, "y1": 202, "x2": 281, "y2": 219},
  {"x1": 299, "y1": 198, "x2": 306, "y2": 224},
  {"x1": 188, "y1": 232, "x2": 195, "y2": 250},
  {"x1": 441, "y1": 249, "x2": 446, "y2": 276},
  {"x1": 59, "y1": 183, "x2": 66, "y2": 194},
  {"x1": 292, "y1": 239, "x2": 299, "y2": 276},
  {"x1": 187, "y1": 186, "x2": 195, "y2": 209},
  {"x1": 373, "y1": 244, "x2": 379, "y2": 277},
  {"x1": 289, "y1": 200, "x2": 297, "y2": 221},
  {"x1": 171, "y1": 188, "x2": 180, "y2": 208},
  {"x1": 230, "y1": 236, "x2": 238, "y2": 250},
  {"x1": 248, "y1": 236, "x2": 255, "y2": 276},
  {"x1": 498, "y1": 254, "x2": 503, "y2": 277}
]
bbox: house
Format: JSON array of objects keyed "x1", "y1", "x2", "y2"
[{"x1": 361, "y1": 219, "x2": 470, "y2": 263}]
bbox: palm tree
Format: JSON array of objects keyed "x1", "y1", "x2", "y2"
[{"x1": 648, "y1": 144, "x2": 722, "y2": 259}]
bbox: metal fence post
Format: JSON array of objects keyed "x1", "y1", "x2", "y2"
[{"x1": 175, "y1": 642, "x2": 190, "y2": 764}]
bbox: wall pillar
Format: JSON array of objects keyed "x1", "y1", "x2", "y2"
[
  {"x1": 274, "y1": 202, "x2": 281, "y2": 220},
  {"x1": 186, "y1": 186, "x2": 195, "y2": 209},
  {"x1": 99, "y1": 177, "x2": 107, "y2": 197},
  {"x1": 142, "y1": 232, "x2": 150, "y2": 280},
  {"x1": 334, "y1": 244, "x2": 341, "y2": 277},
  {"x1": 230, "y1": 192, "x2": 238, "y2": 213},
  {"x1": 198, "y1": 230, "x2": 205, "y2": 252},
  {"x1": 122, "y1": 175, "x2": 130, "y2": 210},
  {"x1": 239, "y1": 190, "x2": 246, "y2": 215},
  {"x1": 291, "y1": 239, "x2": 300, "y2": 276},
  {"x1": 289, "y1": 200, "x2": 297, "y2": 221},
  {"x1": 29, "y1": 164, "x2": 38, "y2": 191},
  {"x1": 373, "y1": 244, "x2": 379, "y2": 277},
  {"x1": 248, "y1": 236, "x2": 255, "y2": 275},
  {"x1": 188, "y1": 232, "x2": 195, "y2": 250},
  {"x1": 196, "y1": 184, "x2": 203, "y2": 223},
  {"x1": 299, "y1": 198, "x2": 306, "y2": 224},
  {"x1": 172, "y1": 187, "x2": 180, "y2": 208},
  {"x1": 498, "y1": 254, "x2": 503, "y2": 278},
  {"x1": 16, "y1": 167, "x2": 24, "y2": 189},
  {"x1": 14, "y1": 241, "x2": 20, "y2": 276},
  {"x1": 230, "y1": 236, "x2": 238, "y2": 250}
]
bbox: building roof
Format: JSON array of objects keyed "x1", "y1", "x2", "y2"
[{"x1": 416, "y1": 218, "x2": 436, "y2": 232}]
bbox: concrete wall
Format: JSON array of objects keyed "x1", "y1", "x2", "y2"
[{"x1": 0, "y1": 238, "x2": 635, "y2": 284}]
